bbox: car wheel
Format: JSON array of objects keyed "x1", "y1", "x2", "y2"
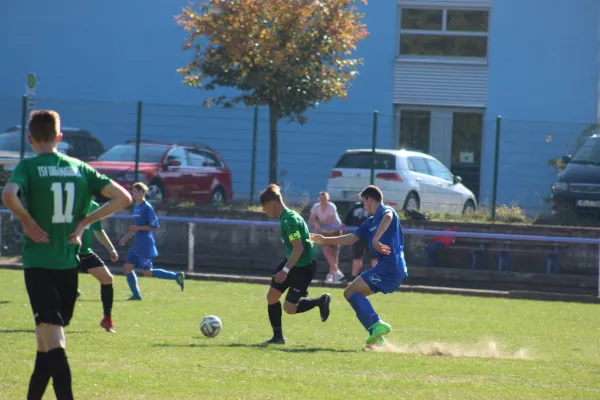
[
  {"x1": 146, "y1": 181, "x2": 165, "y2": 205},
  {"x1": 462, "y1": 199, "x2": 476, "y2": 214},
  {"x1": 403, "y1": 192, "x2": 420, "y2": 211},
  {"x1": 211, "y1": 187, "x2": 226, "y2": 207}
]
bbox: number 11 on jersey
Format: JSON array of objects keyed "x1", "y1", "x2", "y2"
[{"x1": 51, "y1": 182, "x2": 75, "y2": 223}]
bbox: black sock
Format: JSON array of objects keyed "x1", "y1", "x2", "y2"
[
  {"x1": 27, "y1": 351, "x2": 50, "y2": 400},
  {"x1": 100, "y1": 284, "x2": 114, "y2": 318},
  {"x1": 296, "y1": 296, "x2": 322, "y2": 314},
  {"x1": 268, "y1": 302, "x2": 283, "y2": 338},
  {"x1": 47, "y1": 348, "x2": 73, "y2": 400}
]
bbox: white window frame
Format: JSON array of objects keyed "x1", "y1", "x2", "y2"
[{"x1": 397, "y1": 6, "x2": 490, "y2": 62}]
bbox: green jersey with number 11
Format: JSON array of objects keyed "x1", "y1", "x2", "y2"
[{"x1": 8, "y1": 152, "x2": 112, "y2": 269}]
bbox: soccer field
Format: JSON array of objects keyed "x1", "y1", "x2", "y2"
[{"x1": 0, "y1": 269, "x2": 598, "y2": 400}]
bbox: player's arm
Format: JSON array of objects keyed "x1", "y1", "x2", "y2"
[
  {"x1": 93, "y1": 230, "x2": 117, "y2": 256},
  {"x1": 372, "y1": 211, "x2": 393, "y2": 245},
  {"x1": 311, "y1": 233, "x2": 358, "y2": 246},
  {"x1": 285, "y1": 236, "x2": 304, "y2": 271},
  {"x1": 83, "y1": 182, "x2": 132, "y2": 226}
]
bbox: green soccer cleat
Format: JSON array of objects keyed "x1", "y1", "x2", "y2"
[
  {"x1": 176, "y1": 272, "x2": 185, "y2": 291},
  {"x1": 364, "y1": 336, "x2": 386, "y2": 350},
  {"x1": 365, "y1": 320, "x2": 391, "y2": 345}
]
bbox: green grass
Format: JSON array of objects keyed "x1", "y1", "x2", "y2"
[{"x1": 1, "y1": 268, "x2": 599, "y2": 399}]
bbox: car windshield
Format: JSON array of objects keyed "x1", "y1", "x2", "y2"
[
  {"x1": 98, "y1": 144, "x2": 167, "y2": 163},
  {"x1": 571, "y1": 137, "x2": 600, "y2": 165},
  {"x1": 0, "y1": 133, "x2": 32, "y2": 153},
  {"x1": 335, "y1": 152, "x2": 396, "y2": 170}
]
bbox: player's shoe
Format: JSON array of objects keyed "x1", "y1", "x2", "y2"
[
  {"x1": 325, "y1": 273, "x2": 333, "y2": 282},
  {"x1": 127, "y1": 295, "x2": 142, "y2": 301},
  {"x1": 261, "y1": 336, "x2": 286, "y2": 346},
  {"x1": 364, "y1": 336, "x2": 386, "y2": 351},
  {"x1": 366, "y1": 321, "x2": 391, "y2": 345},
  {"x1": 76, "y1": 289, "x2": 81, "y2": 299},
  {"x1": 100, "y1": 317, "x2": 116, "y2": 333},
  {"x1": 176, "y1": 272, "x2": 185, "y2": 291},
  {"x1": 332, "y1": 270, "x2": 345, "y2": 282},
  {"x1": 319, "y1": 293, "x2": 331, "y2": 322}
]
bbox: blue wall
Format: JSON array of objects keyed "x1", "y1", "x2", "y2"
[
  {"x1": 0, "y1": 1, "x2": 397, "y2": 202},
  {"x1": 482, "y1": 0, "x2": 600, "y2": 214}
]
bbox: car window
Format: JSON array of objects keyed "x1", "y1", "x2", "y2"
[
  {"x1": 335, "y1": 152, "x2": 395, "y2": 170},
  {"x1": 87, "y1": 138, "x2": 105, "y2": 157},
  {"x1": 166, "y1": 147, "x2": 189, "y2": 167},
  {"x1": 0, "y1": 133, "x2": 31, "y2": 152},
  {"x1": 407, "y1": 157, "x2": 429, "y2": 174},
  {"x1": 187, "y1": 148, "x2": 223, "y2": 167},
  {"x1": 98, "y1": 144, "x2": 167, "y2": 163},
  {"x1": 425, "y1": 158, "x2": 453, "y2": 181},
  {"x1": 68, "y1": 137, "x2": 87, "y2": 158},
  {"x1": 571, "y1": 137, "x2": 600, "y2": 164}
]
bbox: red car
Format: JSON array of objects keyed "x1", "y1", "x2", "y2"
[{"x1": 89, "y1": 141, "x2": 233, "y2": 205}]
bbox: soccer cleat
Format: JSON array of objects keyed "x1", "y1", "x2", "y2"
[
  {"x1": 176, "y1": 272, "x2": 185, "y2": 291},
  {"x1": 365, "y1": 320, "x2": 391, "y2": 345},
  {"x1": 319, "y1": 293, "x2": 331, "y2": 322},
  {"x1": 127, "y1": 295, "x2": 142, "y2": 301},
  {"x1": 76, "y1": 289, "x2": 81, "y2": 299},
  {"x1": 261, "y1": 336, "x2": 286, "y2": 346},
  {"x1": 100, "y1": 317, "x2": 116, "y2": 333},
  {"x1": 332, "y1": 270, "x2": 345, "y2": 282},
  {"x1": 364, "y1": 336, "x2": 386, "y2": 351},
  {"x1": 325, "y1": 273, "x2": 333, "y2": 282}
]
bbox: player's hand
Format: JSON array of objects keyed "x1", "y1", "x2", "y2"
[
  {"x1": 110, "y1": 250, "x2": 119, "y2": 263},
  {"x1": 372, "y1": 240, "x2": 391, "y2": 255},
  {"x1": 274, "y1": 270, "x2": 287, "y2": 283},
  {"x1": 129, "y1": 225, "x2": 139, "y2": 233},
  {"x1": 310, "y1": 233, "x2": 325, "y2": 245},
  {"x1": 119, "y1": 236, "x2": 129, "y2": 246},
  {"x1": 22, "y1": 218, "x2": 49, "y2": 243},
  {"x1": 68, "y1": 223, "x2": 86, "y2": 245}
]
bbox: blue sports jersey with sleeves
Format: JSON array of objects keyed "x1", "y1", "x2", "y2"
[{"x1": 132, "y1": 200, "x2": 159, "y2": 259}]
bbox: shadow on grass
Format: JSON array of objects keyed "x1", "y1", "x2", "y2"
[
  {"x1": 153, "y1": 342, "x2": 356, "y2": 354},
  {"x1": 0, "y1": 300, "x2": 10, "y2": 305},
  {"x1": 0, "y1": 329, "x2": 89, "y2": 334}
]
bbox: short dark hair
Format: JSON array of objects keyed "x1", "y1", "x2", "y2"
[
  {"x1": 360, "y1": 185, "x2": 383, "y2": 203},
  {"x1": 260, "y1": 183, "x2": 282, "y2": 205},
  {"x1": 132, "y1": 182, "x2": 149, "y2": 192},
  {"x1": 28, "y1": 110, "x2": 60, "y2": 143}
]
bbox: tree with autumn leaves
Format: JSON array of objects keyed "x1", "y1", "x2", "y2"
[{"x1": 176, "y1": 0, "x2": 368, "y2": 183}]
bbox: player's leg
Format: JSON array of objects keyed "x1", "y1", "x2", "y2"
[
  {"x1": 124, "y1": 248, "x2": 142, "y2": 300},
  {"x1": 262, "y1": 261, "x2": 289, "y2": 345},
  {"x1": 283, "y1": 261, "x2": 331, "y2": 322},
  {"x1": 142, "y1": 259, "x2": 185, "y2": 291},
  {"x1": 350, "y1": 240, "x2": 366, "y2": 280},
  {"x1": 85, "y1": 254, "x2": 116, "y2": 332}
]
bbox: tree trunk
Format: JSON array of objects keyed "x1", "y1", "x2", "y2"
[{"x1": 268, "y1": 103, "x2": 279, "y2": 184}]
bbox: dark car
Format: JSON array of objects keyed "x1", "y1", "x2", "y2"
[
  {"x1": 89, "y1": 141, "x2": 234, "y2": 206},
  {"x1": 552, "y1": 134, "x2": 600, "y2": 216}
]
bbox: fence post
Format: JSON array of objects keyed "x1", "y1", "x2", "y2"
[
  {"x1": 19, "y1": 95, "x2": 28, "y2": 159},
  {"x1": 134, "y1": 101, "x2": 143, "y2": 180},
  {"x1": 249, "y1": 106, "x2": 259, "y2": 204},
  {"x1": 188, "y1": 222, "x2": 195, "y2": 273},
  {"x1": 0, "y1": 214, "x2": 3, "y2": 257},
  {"x1": 597, "y1": 244, "x2": 600, "y2": 298},
  {"x1": 370, "y1": 110, "x2": 379, "y2": 185},
  {"x1": 490, "y1": 115, "x2": 502, "y2": 220}
]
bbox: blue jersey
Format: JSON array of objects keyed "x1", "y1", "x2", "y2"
[
  {"x1": 132, "y1": 200, "x2": 159, "y2": 258},
  {"x1": 354, "y1": 205, "x2": 407, "y2": 277}
]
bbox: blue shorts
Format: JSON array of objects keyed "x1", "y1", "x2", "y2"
[
  {"x1": 126, "y1": 247, "x2": 154, "y2": 270},
  {"x1": 361, "y1": 263, "x2": 406, "y2": 294}
]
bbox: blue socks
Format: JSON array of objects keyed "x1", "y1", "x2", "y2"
[
  {"x1": 126, "y1": 272, "x2": 141, "y2": 297},
  {"x1": 151, "y1": 269, "x2": 178, "y2": 280},
  {"x1": 347, "y1": 293, "x2": 380, "y2": 332}
]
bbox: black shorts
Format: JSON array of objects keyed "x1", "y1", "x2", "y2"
[
  {"x1": 352, "y1": 238, "x2": 377, "y2": 260},
  {"x1": 77, "y1": 252, "x2": 106, "y2": 273},
  {"x1": 270, "y1": 259, "x2": 317, "y2": 304},
  {"x1": 24, "y1": 267, "x2": 79, "y2": 327}
]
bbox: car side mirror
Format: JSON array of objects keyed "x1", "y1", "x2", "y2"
[
  {"x1": 453, "y1": 175, "x2": 462, "y2": 184},
  {"x1": 561, "y1": 155, "x2": 572, "y2": 164}
]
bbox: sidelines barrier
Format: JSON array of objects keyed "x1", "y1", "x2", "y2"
[{"x1": 1, "y1": 209, "x2": 599, "y2": 297}]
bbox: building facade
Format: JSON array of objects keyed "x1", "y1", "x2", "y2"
[{"x1": 0, "y1": 0, "x2": 599, "y2": 212}]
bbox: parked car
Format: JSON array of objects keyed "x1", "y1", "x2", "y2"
[
  {"x1": 89, "y1": 141, "x2": 233, "y2": 206},
  {"x1": 326, "y1": 149, "x2": 477, "y2": 215},
  {"x1": 0, "y1": 126, "x2": 105, "y2": 192},
  {"x1": 552, "y1": 134, "x2": 600, "y2": 216}
]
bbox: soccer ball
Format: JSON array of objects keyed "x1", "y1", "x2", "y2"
[{"x1": 200, "y1": 315, "x2": 222, "y2": 338}]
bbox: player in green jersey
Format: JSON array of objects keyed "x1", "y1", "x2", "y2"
[
  {"x1": 259, "y1": 184, "x2": 331, "y2": 345},
  {"x1": 2, "y1": 110, "x2": 131, "y2": 400},
  {"x1": 76, "y1": 199, "x2": 120, "y2": 333}
]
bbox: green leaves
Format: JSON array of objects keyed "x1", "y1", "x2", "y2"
[{"x1": 176, "y1": 0, "x2": 368, "y2": 119}]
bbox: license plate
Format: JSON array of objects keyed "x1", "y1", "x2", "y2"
[
  {"x1": 342, "y1": 190, "x2": 359, "y2": 200},
  {"x1": 576, "y1": 200, "x2": 600, "y2": 207}
]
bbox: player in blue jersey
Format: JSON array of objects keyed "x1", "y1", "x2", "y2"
[
  {"x1": 311, "y1": 185, "x2": 407, "y2": 348},
  {"x1": 119, "y1": 182, "x2": 184, "y2": 300}
]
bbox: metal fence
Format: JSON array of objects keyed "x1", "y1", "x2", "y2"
[{"x1": 0, "y1": 96, "x2": 594, "y2": 220}]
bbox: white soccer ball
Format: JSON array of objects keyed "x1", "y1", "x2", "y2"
[{"x1": 200, "y1": 315, "x2": 222, "y2": 338}]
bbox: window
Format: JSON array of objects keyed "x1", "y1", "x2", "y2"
[
  {"x1": 425, "y1": 158, "x2": 453, "y2": 182},
  {"x1": 399, "y1": 8, "x2": 489, "y2": 58},
  {"x1": 98, "y1": 144, "x2": 167, "y2": 163},
  {"x1": 572, "y1": 137, "x2": 600, "y2": 164},
  {"x1": 407, "y1": 157, "x2": 429, "y2": 174},
  {"x1": 187, "y1": 148, "x2": 223, "y2": 168},
  {"x1": 335, "y1": 152, "x2": 396, "y2": 170},
  {"x1": 399, "y1": 110, "x2": 430, "y2": 153},
  {"x1": 451, "y1": 112, "x2": 483, "y2": 165},
  {"x1": 166, "y1": 147, "x2": 188, "y2": 167}
]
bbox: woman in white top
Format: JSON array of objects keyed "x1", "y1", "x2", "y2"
[{"x1": 309, "y1": 192, "x2": 345, "y2": 282}]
